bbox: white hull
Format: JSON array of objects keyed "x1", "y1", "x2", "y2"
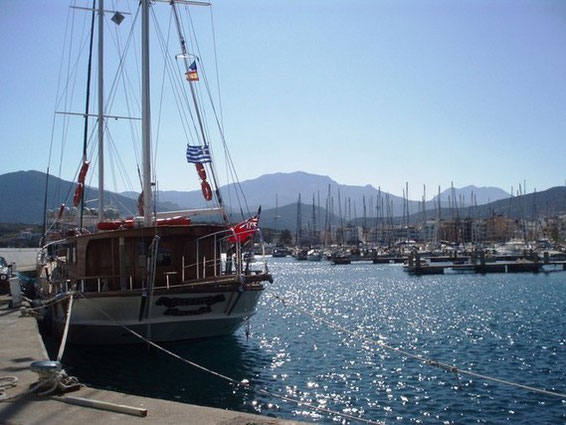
[{"x1": 50, "y1": 287, "x2": 263, "y2": 345}]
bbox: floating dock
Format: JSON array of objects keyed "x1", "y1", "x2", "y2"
[
  {"x1": 0, "y1": 295, "x2": 302, "y2": 425},
  {"x1": 404, "y1": 252, "x2": 566, "y2": 276}
]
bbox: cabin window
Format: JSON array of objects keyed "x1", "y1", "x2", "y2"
[
  {"x1": 156, "y1": 247, "x2": 172, "y2": 267},
  {"x1": 137, "y1": 241, "x2": 149, "y2": 267}
]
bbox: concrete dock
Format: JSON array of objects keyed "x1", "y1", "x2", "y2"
[{"x1": 0, "y1": 296, "x2": 301, "y2": 425}]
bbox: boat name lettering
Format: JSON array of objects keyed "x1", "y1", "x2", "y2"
[
  {"x1": 164, "y1": 306, "x2": 211, "y2": 316},
  {"x1": 155, "y1": 294, "x2": 225, "y2": 308}
]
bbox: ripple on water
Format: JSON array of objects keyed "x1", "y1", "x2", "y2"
[{"x1": 58, "y1": 258, "x2": 566, "y2": 424}]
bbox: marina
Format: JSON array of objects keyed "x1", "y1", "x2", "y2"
[
  {"x1": 3, "y1": 257, "x2": 564, "y2": 424},
  {"x1": 1, "y1": 1, "x2": 566, "y2": 424}
]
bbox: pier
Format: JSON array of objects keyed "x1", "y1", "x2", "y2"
[
  {"x1": 404, "y1": 252, "x2": 566, "y2": 275},
  {"x1": 0, "y1": 295, "x2": 301, "y2": 425},
  {"x1": 328, "y1": 249, "x2": 566, "y2": 275}
]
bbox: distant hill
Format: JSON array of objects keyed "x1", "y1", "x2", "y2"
[
  {"x1": 409, "y1": 186, "x2": 566, "y2": 222},
  {"x1": 0, "y1": 170, "x2": 181, "y2": 224},
  {"x1": 125, "y1": 171, "x2": 412, "y2": 216},
  {"x1": 434, "y1": 185, "x2": 510, "y2": 206},
  {"x1": 2, "y1": 170, "x2": 559, "y2": 230}
]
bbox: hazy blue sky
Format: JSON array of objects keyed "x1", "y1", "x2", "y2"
[{"x1": 1, "y1": 0, "x2": 565, "y2": 199}]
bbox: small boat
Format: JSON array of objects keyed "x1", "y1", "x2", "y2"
[
  {"x1": 294, "y1": 248, "x2": 308, "y2": 261},
  {"x1": 306, "y1": 249, "x2": 322, "y2": 261},
  {"x1": 272, "y1": 247, "x2": 291, "y2": 258}
]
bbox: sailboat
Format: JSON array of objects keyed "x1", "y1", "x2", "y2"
[{"x1": 37, "y1": 0, "x2": 272, "y2": 344}]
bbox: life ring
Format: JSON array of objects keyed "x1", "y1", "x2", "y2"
[
  {"x1": 195, "y1": 163, "x2": 207, "y2": 181},
  {"x1": 78, "y1": 160, "x2": 90, "y2": 184},
  {"x1": 73, "y1": 183, "x2": 83, "y2": 207},
  {"x1": 201, "y1": 180, "x2": 213, "y2": 201}
]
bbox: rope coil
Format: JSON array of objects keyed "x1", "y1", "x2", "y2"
[{"x1": 0, "y1": 376, "x2": 18, "y2": 401}]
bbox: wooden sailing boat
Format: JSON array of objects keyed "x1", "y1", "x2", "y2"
[{"x1": 37, "y1": 0, "x2": 272, "y2": 344}]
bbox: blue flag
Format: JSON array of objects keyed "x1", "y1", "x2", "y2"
[{"x1": 186, "y1": 145, "x2": 211, "y2": 163}]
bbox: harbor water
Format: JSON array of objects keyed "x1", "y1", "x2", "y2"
[{"x1": 49, "y1": 257, "x2": 566, "y2": 424}]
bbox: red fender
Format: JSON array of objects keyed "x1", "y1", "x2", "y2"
[
  {"x1": 201, "y1": 180, "x2": 213, "y2": 201},
  {"x1": 195, "y1": 163, "x2": 207, "y2": 181},
  {"x1": 78, "y1": 160, "x2": 90, "y2": 184},
  {"x1": 73, "y1": 183, "x2": 84, "y2": 207}
]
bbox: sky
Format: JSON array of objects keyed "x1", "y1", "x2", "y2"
[{"x1": 1, "y1": 0, "x2": 565, "y2": 200}]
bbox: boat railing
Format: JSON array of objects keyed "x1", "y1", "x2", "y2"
[
  {"x1": 47, "y1": 227, "x2": 269, "y2": 294},
  {"x1": 181, "y1": 227, "x2": 268, "y2": 282}
]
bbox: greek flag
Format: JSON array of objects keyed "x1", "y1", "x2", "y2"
[{"x1": 186, "y1": 145, "x2": 211, "y2": 163}]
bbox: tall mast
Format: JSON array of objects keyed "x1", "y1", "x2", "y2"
[
  {"x1": 296, "y1": 193, "x2": 302, "y2": 246},
  {"x1": 97, "y1": 0, "x2": 105, "y2": 222},
  {"x1": 141, "y1": 0, "x2": 153, "y2": 226},
  {"x1": 80, "y1": 0, "x2": 96, "y2": 229}
]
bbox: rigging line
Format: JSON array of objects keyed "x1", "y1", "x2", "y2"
[
  {"x1": 72, "y1": 292, "x2": 382, "y2": 425},
  {"x1": 271, "y1": 293, "x2": 566, "y2": 400},
  {"x1": 152, "y1": 10, "x2": 177, "y2": 185},
  {"x1": 180, "y1": 7, "x2": 213, "y2": 146},
  {"x1": 154, "y1": 32, "x2": 203, "y2": 187},
  {"x1": 184, "y1": 8, "x2": 220, "y2": 142},
  {"x1": 189, "y1": 41, "x2": 249, "y2": 217},
  {"x1": 178, "y1": 37, "x2": 249, "y2": 218},
  {"x1": 152, "y1": 9, "x2": 199, "y2": 144},
  {"x1": 181, "y1": 10, "x2": 223, "y2": 180},
  {"x1": 103, "y1": 5, "x2": 143, "y2": 139},
  {"x1": 170, "y1": 4, "x2": 209, "y2": 148},
  {"x1": 108, "y1": 5, "x2": 144, "y2": 173},
  {"x1": 79, "y1": 0, "x2": 97, "y2": 230},
  {"x1": 152, "y1": 9, "x2": 184, "y2": 183},
  {"x1": 183, "y1": 7, "x2": 215, "y2": 147},
  {"x1": 209, "y1": 5, "x2": 224, "y2": 130},
  {"x1": 172, "y1": 59, "x2": 200, "y2": 141},
  {"x1": 163, "y1": 29, "x2": 197, "y2": 143},
  {"x1": 48, "y1": 1, "x2": 75, "y2": 172},
  {"x1": 105, "y1": 130, "x2": 137, "y2": 194},
  {"x1": 57, "y1": 10, "x2": 93, "y2": 208},
  {"x1": 101, "y1": 1, "x2": 144, "y2": 170},
  {"x1": 57, "y1": 2, "x2": 80, "y2": 203},
  {"x1": 54, "y1": 3, "x2": 91, "y2": 110}
]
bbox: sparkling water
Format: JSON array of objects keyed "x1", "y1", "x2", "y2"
[{"x1": 57, "y1": 257, "x2": 566, "y2": 424}]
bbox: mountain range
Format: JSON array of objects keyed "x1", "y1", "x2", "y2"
[
  {"x1": 124, "y1": 171, "x2": 510, "y2": 214},
  {"x1": 2, "y1": 170, "x2": 561, "y2": 231}
]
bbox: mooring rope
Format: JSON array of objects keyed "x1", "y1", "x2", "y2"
[
  {"x1": 0, "y1": 376, "x2": 18, "y2": 401},
  {"x1": 271, "y1": 293, "x2": 566, "y2": 400},
  {"x1": 56, "y1": 293, "x2": 74, "y2": 362},
  {"x1": 20, "y1": 293, "x2": 73, "y2": 315},
  {"x1": 74, "y1": 292, "x2": 382, "y2": 425}
]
